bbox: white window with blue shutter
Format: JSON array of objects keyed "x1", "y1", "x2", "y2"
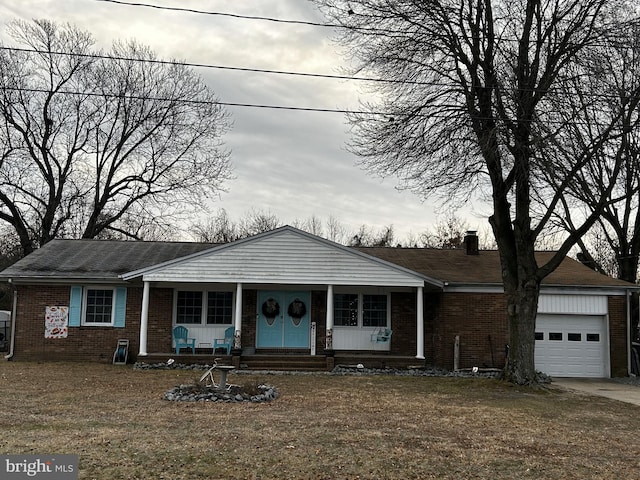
[{"x1": 69, "y1": 286, "x2": 127, "y2": 327}]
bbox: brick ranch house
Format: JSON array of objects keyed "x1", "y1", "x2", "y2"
[{"x1": 0, "y1": 226, "x2": 636, "y2": 377}]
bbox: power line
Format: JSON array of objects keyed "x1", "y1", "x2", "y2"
[
  {"x1": 1, "y1": 45, "x2": 613, "y2": 99},
  {"x1": 3, "y1": 86, "x2": 633, "y2": 130},
  {"x1": 94, "y1": 0, "x2": 334, "y2": 28},
  {"x1": 94, "y1": 0, "x2": 640, "y2": 45},
  {"x1": 0, "y1": 46, "x2": 406, "y2": 85},
  {"x1": 1, "y1": 86, "x2": 384, "y2": 115}
]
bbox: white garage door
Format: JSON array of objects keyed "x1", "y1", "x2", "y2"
[{"x1": 535, "y1": 314, "x2": 608, "y2": 378}]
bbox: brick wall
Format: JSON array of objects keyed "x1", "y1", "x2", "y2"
[
  {"x1": 14, "y1": 285, "x2": 144, "y2": 363},
  {"x1": 608, "y1": 296, "x2": 628, "y2": 377},
  {"x1": 10, "y1": 284, "x2": 630, "y2": 376},
  {"x1": 145, "y1": 288, "x2": 173, "y2": 353},
  {"x1": 241, "y1": 289, "x2": 257, "y2": 348},
  {"x1": 428, "y1": 292, "x2": 509, "y2": 370},
  {"x1": 311, "y1": 290, "x2": 327, "y2": 351},
  {"x1": 389, "y1": 292, "x2": 418, "y2": 355}
]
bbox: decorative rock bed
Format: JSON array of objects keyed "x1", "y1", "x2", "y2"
[
  {"x1": 134, "y1": 361, "x2": 502, "y2": 378},
  {"x1": 163, "y1": 382, "x2": 278, "y2": 403},
  {"x1": 137, "y1": 361, "x2": 507, "y2": 403}
]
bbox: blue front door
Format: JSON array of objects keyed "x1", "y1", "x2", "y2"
[{"x1": 257, "y1": 291, "x2": 310, "y2": 348}]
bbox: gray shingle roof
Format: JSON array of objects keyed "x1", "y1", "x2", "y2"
[
  {"x1": 0, "y1": 237, "x2": 634, "y2": 289},
  {"x1": 0, "y1": 239, "x2": 214, "y2": 281}
]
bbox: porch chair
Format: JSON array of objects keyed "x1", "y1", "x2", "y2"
[
  {"x1": 213, "y1": 326, "x2": 234, "y2": 355},
  {"x1": 371, "y1": 328, "x2": 392, "y2": 343},
  {"x1": 173, "y1": 326, "x2": 196, "y2": 354}
]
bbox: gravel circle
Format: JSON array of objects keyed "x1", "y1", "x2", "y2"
[{"x1": 163, "y1": 382, "x2": 279, "y2": 403}]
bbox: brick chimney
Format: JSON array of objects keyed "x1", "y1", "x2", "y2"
[{"x1": 464, "y1": 231, "x2": 479, "y2": 255}]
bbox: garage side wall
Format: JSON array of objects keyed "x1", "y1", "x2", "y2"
[
  {"x1": 609, "y1": 296, "x2": 628, "y2": 377},
  {"x1": 430, "y1": 292, "x2": 509, "y2": 370}
]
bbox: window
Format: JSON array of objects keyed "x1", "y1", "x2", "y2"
[
  {"x1": 535, "y1": 332, "x2": 544, "y2": 340},
  {"x1": 176, "y1": 291, "x2": 203, "y2": 324},
  {"x1": 333, "y1": 292, "x2": 389, "y2": 328},
  {"x1": 334, "y1": 294, "x2": 358, "y2": 326},
  {"x1": 84, "y1": 288, "x2": 114, "y2": 324},
  {"x1": 363, "y1": 294, "x2": 388, "y2": 327},
  {"x1": 587, "y1": 333, "x2": 600, "y2": 342},
  {"x1": 71, "y1": 286, "x2": 126, "y2": 328},
  {"x1": 175, "y1": 290, "x2": 234, "y2": 325},
  {"x1": 568, "y1": 333, "x2": 581, "y2": 342},
  {"x1": 549, "y1": 332, "x2": 563, "y2": 341},
  {"x1": 207, "y1": 292, "x2": 233, "y2": 325}
]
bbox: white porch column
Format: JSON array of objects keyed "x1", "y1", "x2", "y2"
[
  {"x1": 139, "y1": 280, "x2": 150, "y2": 356},
  {"x1": 234, "y1": 283, "x2": 243, "y2": 349},
  {"x1": 326, "y1": 284, "x2": 334, "y2": 350},
  {"x1": 416, "y1": 286, "x2": 425, "y2": 359}
]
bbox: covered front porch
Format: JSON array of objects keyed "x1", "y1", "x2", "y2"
[{"x1": 121, "y1": 227, "x2": 443, "y2": 367}]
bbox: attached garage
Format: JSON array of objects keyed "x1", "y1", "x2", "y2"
[{"x1": 535, "y1": 314, "x2": 608, "y2": 377}]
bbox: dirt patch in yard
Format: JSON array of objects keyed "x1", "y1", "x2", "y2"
[{"x1": 0, "y1": 362, "x2": 639, "y2": 479}]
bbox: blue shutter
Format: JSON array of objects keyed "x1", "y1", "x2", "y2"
[
  {"x1": 114, "y1": 287, "x2": 127, "y2": 328},
  {"x1": 69, "y1": 286, "x2": 83, "y2": 327}
]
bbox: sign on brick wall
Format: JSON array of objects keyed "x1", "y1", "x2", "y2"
[{"x1": 45, "y1": 306, "x2": 69, "y2": 339}]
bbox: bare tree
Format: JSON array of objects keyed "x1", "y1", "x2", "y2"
[
  {"x1": 237, "y1": 208, "x2": 281, "y2": 238},
  {"x1": 191, "y1": 208, "x2": 240, "y2": 244},
  {"x1": 292, "y1": 214, "x2": 325, "y2": 237},
  {"x1": 420, "y1": 214, "x2": 469, "y2": 249},
  {"x1": 349, "y1": 224, "x2": 395, "y2": 246},
  {"x1": 0, "y1": 19, "x2": 231, "y2": 255},
  {"x1": 325, "y1": 215, "x2": 349, "y2": 244},
  {"x1": 314, "y1": 0, "x2": 634, "y2": 383},
  {"x1": 550, "y1": 16, "x2": 640, "y2": 284}
]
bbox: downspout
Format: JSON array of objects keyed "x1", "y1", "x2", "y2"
[{"x1": 4, "y1": 279, "x2": 17, "y2": 360}]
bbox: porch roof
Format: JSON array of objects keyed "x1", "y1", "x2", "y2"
[{"x1": 121, "y1": 227, "x2": 436, "y2": 288}]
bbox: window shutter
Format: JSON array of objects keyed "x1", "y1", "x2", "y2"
[
  {"x1": 69, "y1": 286, "x2": 83, "y2": 327},
  {"x1": 114, "y1": 287, "x2": 127, "y2": 328}
]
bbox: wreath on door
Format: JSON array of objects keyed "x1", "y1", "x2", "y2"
[
  {"x1": 261, "y1": 298, "x2": 280, "y2": 326},
  {"x1": 288, "y1": 298, "x2": 307, "y2": 326}
]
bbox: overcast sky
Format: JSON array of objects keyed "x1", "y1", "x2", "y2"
[{"x1": 0, "y1": 0, "x2": 488, "y2": 242}]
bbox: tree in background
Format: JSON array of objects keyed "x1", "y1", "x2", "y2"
[
  {"x1": 0, "y1": 19, "x2": 231, "y2": 256},
  {"x1": 314, "y1": 0, "x2": 637, "y2": 383},
  {"x1": 420, "y1": 214, "x2": 469, "y2": 249},
  {"x1": 549, "y1": 15, "x2": 640, "y2": 285},
  {"x1": 191, "y1": 208, "x2": 281, "y2": 244},
  {"x1": 191, "y1": 209, "x2": 399, "y2": 247},
  {"x1": 349, "y1": 224, "x2": 396, "y2": 247}
]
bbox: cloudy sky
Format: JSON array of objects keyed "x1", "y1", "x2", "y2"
[{"x1": 0, "y1": 0, "x2": 487, "y2": 241}]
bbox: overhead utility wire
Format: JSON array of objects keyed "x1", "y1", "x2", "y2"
[
  {"x1": 0, "y1": 46, "x2": 409, "y2": 86},
  {"x1": 94, "y1": 0, "x2": 640, "y2": 44},
  {"x1": 2, "y1": 46, "x2": 623, "y2": 99},
  {"x1": 94, "y1": 0, "x2": 334, "y2": 28},
  {"x1": 4, "y1": 87, "x2": 628, "y2": 128},
  {"x1": 3, "y1": 86, "x2": 386, "y2": 116}
]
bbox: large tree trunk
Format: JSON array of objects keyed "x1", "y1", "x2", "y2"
[
  {"x1": 503, "y1": 279, "x2": 541, "y2": 384},
  {"x1": 618, "y1": 253, "x2": 639, "y2": 284}
]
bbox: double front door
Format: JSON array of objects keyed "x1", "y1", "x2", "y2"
[{"x1": 257, "y1": 291, "x2": 310, "y2": 348}]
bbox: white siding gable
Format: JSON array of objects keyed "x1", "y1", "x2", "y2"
[
  {"x1": 538, "y1": 294, "x2": 608, "y2": 315},
  {"x1": 133, "y1": 227, "x2": 429, "y2": 287}
]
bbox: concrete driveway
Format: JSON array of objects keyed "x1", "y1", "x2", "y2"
[{"x1": 552, "y1": 378, "x2": 640, "y2": 406}]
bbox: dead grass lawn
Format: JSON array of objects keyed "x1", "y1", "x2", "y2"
[{"x1": 1, "y1": 362, "x2": 639, "y2": 479}]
